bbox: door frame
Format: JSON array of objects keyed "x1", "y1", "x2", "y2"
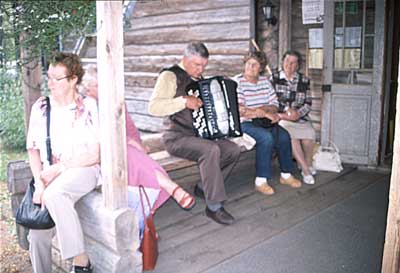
[{"x1": 321, "y1": 0, "x2": 386, "y2": 166}]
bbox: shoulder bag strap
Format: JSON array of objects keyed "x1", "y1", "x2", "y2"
[
  {"x1": 139, "y1": 185, "x2": 153, "y2": 228},
  {"x1": 45, "y1": 96, "x2": 53, "y2": 165}
]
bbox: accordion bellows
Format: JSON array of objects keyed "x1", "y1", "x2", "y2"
[{"x1": 186, "y1": 76, "x2": 242, "y2": 139}]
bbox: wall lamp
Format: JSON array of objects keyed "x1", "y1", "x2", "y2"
[{"x1": 262, "y1": 0, "x2": 277, "y2": 26}]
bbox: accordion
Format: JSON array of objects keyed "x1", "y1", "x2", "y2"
[{"x1": 186, "y1": 76, "x2": 242, "y2": 139}]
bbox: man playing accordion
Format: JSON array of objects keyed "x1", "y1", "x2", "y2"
[{"x1": 148, "y1": 42, "x2": 240, "y2": 225}]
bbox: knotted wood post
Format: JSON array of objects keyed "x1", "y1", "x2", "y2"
[
  {"x1": 381, "y1": 49, "x2": 400, "y2": 273},
  {"x1": 97, "y1": 1, "x2": 128, "y2": 209},
  {"x1": 20, "y1": 33, "x2": 42, "y2": 132}
]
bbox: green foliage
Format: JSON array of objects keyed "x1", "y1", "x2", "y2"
[
  {"x1": 0, "y1": 0, "x2": 96, "y2": 64},
  {"x1": 0, "y1": 68, "x2": 26, "y2": 150}
]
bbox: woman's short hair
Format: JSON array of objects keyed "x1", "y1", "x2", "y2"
[
  {"x1": 282, "y1": 50, "x2": 302, "y2": 69},
  {"x1": 243, "y1": 51, "x2": 267, "y2": 73},
  {"x1": 50, "y1": 52, "x2": 85, "y2": 84}
]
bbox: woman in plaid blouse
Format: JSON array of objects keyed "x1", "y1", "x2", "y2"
[{"x1": 271, "y1": 50, "x2": 316, "y2": 185}]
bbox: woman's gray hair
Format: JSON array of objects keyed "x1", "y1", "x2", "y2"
[
  {"x1": 184, "y1": 42, "x2": 209, "y2": 59},
  {"x1": 282, "y1": 50, "x2": 302, "y2": 69},
  {"x1": 79, "y1": 64, "x2": 97, "y2": 95}
]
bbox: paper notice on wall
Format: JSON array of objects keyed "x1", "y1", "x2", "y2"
[
  {"x1": 308, "y1": 49, "x2": 323, "y2": 69},
  {"x1": 309, "y1": 28, "x2": 323, "y2": 48},
  {"x1": 302, "y1": 0, "x2": 324, "y2": 24}
]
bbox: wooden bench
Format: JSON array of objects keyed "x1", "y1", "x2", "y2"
[{"x1": 7, "y1": 134, "x2": 255, "y2": 273}]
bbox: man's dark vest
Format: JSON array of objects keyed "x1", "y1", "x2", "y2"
[{"x1": 161, "y1": 65, "x2": 196, "y2": 134}]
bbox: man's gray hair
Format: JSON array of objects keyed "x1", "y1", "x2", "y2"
[{"x1": 184, "y1": 42, "x2": 209, "y2": 59}]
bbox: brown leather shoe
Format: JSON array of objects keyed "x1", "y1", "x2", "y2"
[
  {"x1": 255, "y1": 183, "x2": 275, "y2": 195},
  {"x1": 280, "y1": 176, "x2": 302, "y2": 188},
  {"x1": 70, "y1": 261, "x2": 92, "y2": 273},
  {"x1": 205, "y1": 207, "x2": 235, "y2": 225}
]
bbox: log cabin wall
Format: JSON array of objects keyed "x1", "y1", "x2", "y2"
[
  {"x1": 86, "y1": 0, "x2": 252, "y2": 132},
  {"x1": 83, "y1": 0, "x2": 323, "y2": 138}
]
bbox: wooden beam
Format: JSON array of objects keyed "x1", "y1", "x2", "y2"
[
  {"x1": 278, "y1": 0, "x2": 291, "y2": 65},
  {"x1": 96, "y1": 1, "x2": 128, "y2": 209},
  {"x1": 381, "y1": 49, "x2": 400, "y2": 273},
  {"x1": 20, "y1": 33, "x2": 42, "y2": 133}
]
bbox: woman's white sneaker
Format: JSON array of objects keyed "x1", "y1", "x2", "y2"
[{"x1": 303, "y1": 174, "x2": 315, "y2": 185}]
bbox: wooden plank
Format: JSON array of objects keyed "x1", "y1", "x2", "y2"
[
  {"x1": 125, "y1": 87, "x2": 153, "y2": 98},
  {"x1": 97, "y1": 1, "x2": 128, "y2": 209},
  {"x1": 124, "y1": 22, "x2": 250, "y2": 45},
  {"x1": 381, "y1": 52, "x2": 400, "y2": 273},
  {"x1": 128, "y1": 113, "x2": 164, "y2": 132},
  {"x1": 124, "y1": 41, "x2": 250, "y2": 57},
  {"x1": 130, "y1": 6, "x2": 249, "y2": 30},
  {"x1": 84, "y1": 237, "x2": 142, "y2": 273},
  {"x1": 279, "y1": 0, "x2": 291, "y2": 64},
  {"x1": 132, "y1": 0, "x2": 249, "y2": 18},
  {"x1": 152, "y1": 169, "x2": 388, "y2": 273},
  {"x1": 7, "y1": 160, "x2": 31, "y2": 194},
  {"x1": 124, "y1": 55, "x2": 244, "y2": 76}
]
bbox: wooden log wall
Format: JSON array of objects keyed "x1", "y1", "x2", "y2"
[
  {"x1": 84, "y1": 0, "x2": 323, "y2": 136},
  {"x1": 86, "y1": 0, "x2": 251, "y2": 132}
]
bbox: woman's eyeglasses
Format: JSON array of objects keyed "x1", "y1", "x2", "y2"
[{"x1": 47, "y1": 75, "x2": 69, "y2": 82}]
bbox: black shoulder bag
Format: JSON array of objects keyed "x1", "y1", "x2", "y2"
[
  {"x1": 16, "y1": 97, "x2": 55, "y2": 229},
  {"x1": 252, "y1": 117, "x2": 275, "y2": 128}
]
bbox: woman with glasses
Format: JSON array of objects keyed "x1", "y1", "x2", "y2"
[
  {"x1": 233, "y1": 51, "x2": 302, "y2": 196},
  {"x1": 26, "y1": 52, "x2": 99, "y2": 273}
]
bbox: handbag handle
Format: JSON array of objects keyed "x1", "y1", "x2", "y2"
[
  {"x1": 139, "y1": 185, "x2": 153, "y2": 227},
  {"x1": 328, "y1": 140, "x2": 340, "y2": 154},
  {"x1": 45, "y1": 96, "x2": 53, "y2": 165}
]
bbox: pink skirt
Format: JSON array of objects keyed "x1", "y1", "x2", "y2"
[{"x1": 127, "y1": 145, "x2": 170, "y2": 210}]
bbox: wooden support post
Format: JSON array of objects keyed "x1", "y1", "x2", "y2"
[
  {"x1": 381, "y1": 50, "x2": 400, "y2": 273},
  {"x1": 278, "y1": 0, "x2": 291, "y2": 66},
  {"x1": 20, "y1": 33, "x2": 42, "y2": 132},
  {"x1": 96, "y1": 1, "x2": 128, "y2": 209}
]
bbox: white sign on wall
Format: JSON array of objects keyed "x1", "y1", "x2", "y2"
[
  {"x1": 302, "y1": 0, "x2": 324, "y2": 24},
  {"x1": 309, "y1": 28, "x2": 323, "y2": 48}
]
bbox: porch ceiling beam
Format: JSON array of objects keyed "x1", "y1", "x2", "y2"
[{"x1": 96, "y1": 1, "x2": 128, "y2": 209}]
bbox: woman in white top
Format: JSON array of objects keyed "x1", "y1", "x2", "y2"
[{"x1": 26, "y1": 52, "x2": 99, "y2": 273}]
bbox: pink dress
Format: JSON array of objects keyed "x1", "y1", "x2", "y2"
[{"x1": 125, "y1": 107, "x2": 170, "y2": 210}]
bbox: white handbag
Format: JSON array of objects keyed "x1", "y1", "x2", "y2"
[{"x1": 312, "y1": 142, "x2": 343, "y2": 173}]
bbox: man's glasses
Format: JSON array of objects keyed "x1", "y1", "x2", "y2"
[{"x1": 47, "y1": 75, "x2": 70, "y2": 82}]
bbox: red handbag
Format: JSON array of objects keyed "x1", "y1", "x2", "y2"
[{"x1": 139, "y1": 185, "x2": 158, "y2": 271}]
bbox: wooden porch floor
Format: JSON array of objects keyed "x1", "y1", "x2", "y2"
[{"x1": 151, "y1": 165, "x2": 390, "y2": 273}]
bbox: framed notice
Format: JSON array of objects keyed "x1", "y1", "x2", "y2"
[
  {"x1": 302, "y1": 0, "x2": 324, "y2": 24},
  {"x1": 308, "y1": 49, "x2": 323, "y2": 69},
  {"x1": 309, "y1": 28, "x2": 323, "y2": 48}
]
